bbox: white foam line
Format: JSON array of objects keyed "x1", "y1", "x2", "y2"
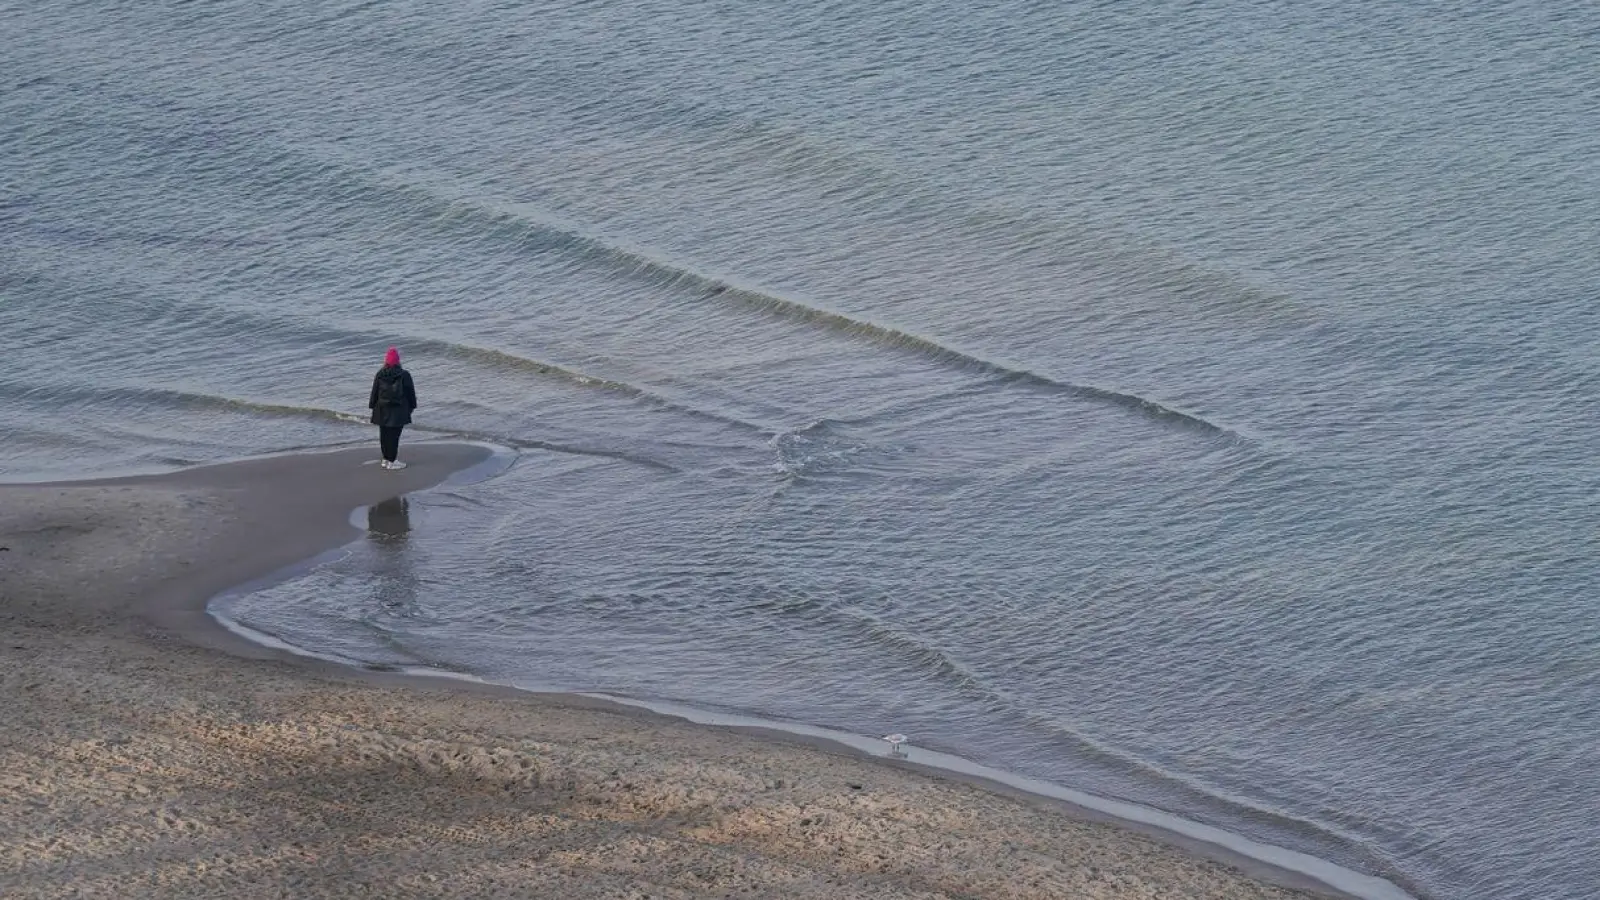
[
  {"x1": 213, "y1": 614, "x2": 374, "y2": 669},
  {"x1": 554, "y1": 693, "x2": 1416, "y2": 900},
  {"x1": 209, "y1": 611, "x2": 1414, "y2": 900}
]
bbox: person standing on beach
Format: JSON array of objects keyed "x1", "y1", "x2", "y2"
[{"x1": 369, "y1": 346, "x2": 417, "y2": 470}]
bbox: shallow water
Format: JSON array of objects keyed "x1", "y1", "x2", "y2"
[{"x1": 5, "y1": 2, "x2": 1599, "y2": 897}]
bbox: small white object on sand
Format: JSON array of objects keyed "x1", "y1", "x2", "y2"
[{"x1": 881, "y1": 733, "x2": 908, "y2": 756}]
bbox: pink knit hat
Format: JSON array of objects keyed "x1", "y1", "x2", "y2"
[{"x1": 384, "y1": 346, "x2": 400, "y2": 367}]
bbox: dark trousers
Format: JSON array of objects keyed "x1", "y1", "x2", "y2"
[{"x1": 379, "y1": 425, "x2": 404, "y2": 462}]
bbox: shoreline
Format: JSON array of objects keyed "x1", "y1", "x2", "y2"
[
  {"x1": 2, "y1": 443, "x2": 1404, "y2": 899},
  {"x1": 209, "y1": 608, "x2": 1406, "y2": 900}
]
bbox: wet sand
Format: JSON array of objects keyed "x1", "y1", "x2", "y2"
[{"x1": 1, "y1": 443, "x2": 1340, "y2": 899}]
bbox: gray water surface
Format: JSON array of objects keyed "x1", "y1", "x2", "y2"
[{"x1": 6, "y1": 3, "x2": 1598, "y2": 898}]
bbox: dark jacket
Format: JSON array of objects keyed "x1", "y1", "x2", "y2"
[{"x1": 369, "y1": 365, "x2": 417, "y2": 427}]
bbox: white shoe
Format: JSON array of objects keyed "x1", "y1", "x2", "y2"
[
  {"x1": 387, "y1": 460, "x2": 407, "y2": 470},
  {"x1": 379, "y1": 460, "x2": 392, "y2": 469}
]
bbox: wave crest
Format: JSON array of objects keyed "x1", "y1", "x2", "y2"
[{"x1": 356, "y1": 181, "x2": 1240, "y2": 439}]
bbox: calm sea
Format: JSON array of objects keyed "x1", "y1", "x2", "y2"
[{"x1": 5, "y1": 2, "x2": 1597, "y2": 897}]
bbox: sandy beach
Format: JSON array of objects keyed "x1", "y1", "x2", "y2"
[{"x1": 1, "y1": 444, "x2": 1340, "y2": 899}]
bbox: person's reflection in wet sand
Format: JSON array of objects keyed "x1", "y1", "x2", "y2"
[
  {"x1": 366, "y1": 495, "x2": 417, "y2": 620},
  {"x1": 367, "y1": 495, "x2": 412, "y2": 541}
]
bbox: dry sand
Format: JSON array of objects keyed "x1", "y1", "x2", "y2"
[{"x1": 1, "y1": 443, "x2": 1340, "y2": 899}]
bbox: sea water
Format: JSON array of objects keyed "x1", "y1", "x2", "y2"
[{"x1": 4, "y1": 3, "x2": 1597, "y2": 897}]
